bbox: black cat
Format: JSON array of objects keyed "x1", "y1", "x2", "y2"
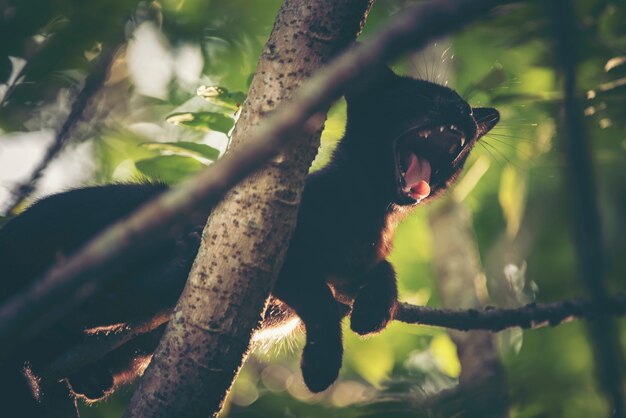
[{"x1": 0, "y1": 67, "x2": 499, "y2": 414}]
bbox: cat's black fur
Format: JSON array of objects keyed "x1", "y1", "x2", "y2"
[{"x1": 0, "y1": 67, "x2": 499, "y2": 415}]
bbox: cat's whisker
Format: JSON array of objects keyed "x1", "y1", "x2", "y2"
[
  {"x1": 483, "y1": 136, "x2": 535, "y2": 160},
  {"x1": 494, "y1": 125, "x2": 539, "y2": 128},
  {"x1": 481, "y1": 139, "x2": 525, "y2": 170},
  {"x1": 486, "y1": 132, "x2": 541, "y2": 144},
  {"x1": 477, "y1": 141, "x2": 505, "y2": 170}
]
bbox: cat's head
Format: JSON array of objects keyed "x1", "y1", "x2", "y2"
[{"x1": 343, "y1": 66, "x2": 499, "y2": 206}]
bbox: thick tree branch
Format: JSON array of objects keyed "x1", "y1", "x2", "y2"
[
  {"x1": 0, "y1": 0, "x2": 518, "y2": 353},
  {"x1": 123, "y1": 1, "x2": 374, "y2": 416},
  {"x1": 551, "y1": 1, "x2": 625, "y2": 416}
]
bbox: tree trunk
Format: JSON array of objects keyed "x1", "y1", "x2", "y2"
[
  {"x1": 123, "y1": 1, "x2": 373, "y2": 417},
  {"x1": 430, "y1": 202, "x2": 509, "y2": 417}
]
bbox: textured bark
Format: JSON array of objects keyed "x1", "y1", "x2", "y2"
[
  {"x1": 430, "y1": 203, "x2": 509, "y2": 417},
  {"x1": 123, "y1": 1, "x2": 373, "y2": 417}
]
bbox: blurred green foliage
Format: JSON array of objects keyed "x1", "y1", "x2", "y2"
[{"x1": 1, "y1": 0, "x2": 625, "y2": 417}]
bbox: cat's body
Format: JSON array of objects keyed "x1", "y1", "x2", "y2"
[{"x1": 0, "y1": 68, "x2": 499, "y2": 415}]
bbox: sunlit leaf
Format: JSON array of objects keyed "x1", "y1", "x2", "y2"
[
  {"x1": 141, "y1": 141, "x2": 220, "y2": 161},
  {"x1": 166, "y1": 111, "x2": 235, "y2": 134},
  {"x1": 135, "y1": 155, "x2": 205, "y2": 184},
  {"x1": 594, "y1": 76, "x2": 626, "y2": 96},
  {"x1": 196, "y1": 85, "x2": 247, "y2": 110},
  {"x1": 605, "y1": 56, "x2": 626, "y2": 73},
  {"x1": 498, "y1": 164, "x2": 527, "y2": 238}
]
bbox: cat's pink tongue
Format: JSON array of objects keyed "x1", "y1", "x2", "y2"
[{"x1": 404, "y1": 153, "x2": 431, "y2": 200}]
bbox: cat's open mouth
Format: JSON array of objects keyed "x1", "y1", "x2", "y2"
[{"x1": 394, "y1": 124, "x2": 468, "y2": 205}]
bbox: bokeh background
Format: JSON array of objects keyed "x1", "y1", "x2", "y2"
[{"x1": 1, "y1": 0, "x2": 625, "y2": 416}]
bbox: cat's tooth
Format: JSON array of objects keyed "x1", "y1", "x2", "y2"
[{"x1": 460, "y1": 137, "x2": 465, "y2": 147}]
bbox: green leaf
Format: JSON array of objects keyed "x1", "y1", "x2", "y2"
[
  {"x1": 166, "y1": 112, "x2": 235, "y2": 134},
  {"x1": 196, "y1": 85, "x2": 247, "y2": 110},
  {"x1": 141, "y1": 141, "x2": 220, "y2": 161},
  {"x1": 135, "y1": 155, "x2": 205, "y2": 184},
  {"x1": 498, "y1": 164, "x2": 527, "y2": 238}
]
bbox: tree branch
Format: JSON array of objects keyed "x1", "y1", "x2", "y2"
[{"x1": 395, "y1": 295, "x2": 626, "y2": 331}]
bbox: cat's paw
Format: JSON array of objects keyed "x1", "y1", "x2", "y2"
[
  {"x1": 300, "y1": 338, "x2": 342, "y2": 393},
  {"x1": 350, "y1": 294, "x2": 397, "y2": 336}
]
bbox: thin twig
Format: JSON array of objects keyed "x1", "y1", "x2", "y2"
[
  {"x1": 3, "y1": 39, "x2": 124, "y2": 216},
  {"x1": 395, "y1": 295, "x2": 626, "y2": 331}
]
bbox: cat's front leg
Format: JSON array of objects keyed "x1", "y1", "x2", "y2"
[
  {"x1": 273, "y1": 277, "x2": 343, "y2": 393},
  {"x1": 350, "y1": 260, "x2": 398, "y2": 335}
]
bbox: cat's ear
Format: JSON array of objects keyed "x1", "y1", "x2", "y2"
[{"x1": 472, "y1": 107, "x2": 500, "y2": 135}]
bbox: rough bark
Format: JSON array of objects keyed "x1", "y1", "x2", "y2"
[
  {"x1": 429, "y1": 202, "x2": 509, "y2": 417},
  {"x1": 123, "y1": 1, "x2": 373, "y2": 417}
]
